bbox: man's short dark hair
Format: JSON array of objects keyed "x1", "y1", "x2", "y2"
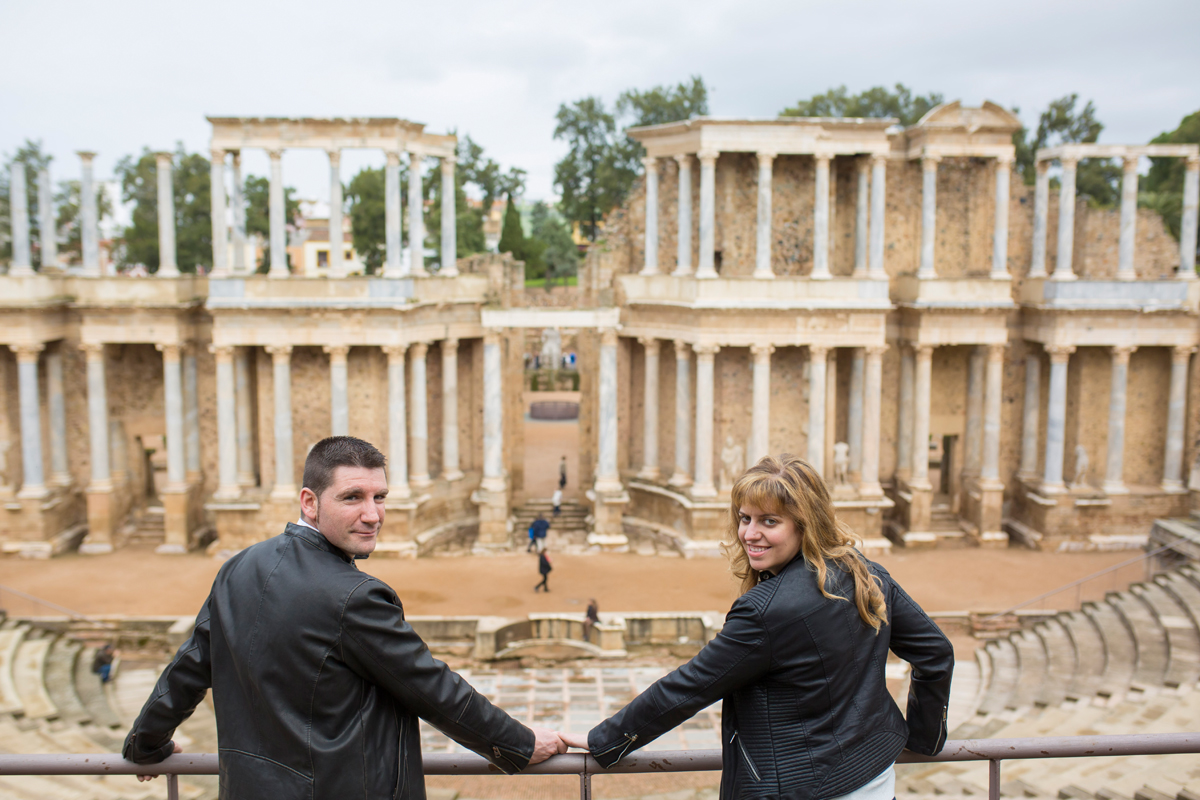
[{"x1": 303, "y1": 436, "x2": 387, "y2": 498}]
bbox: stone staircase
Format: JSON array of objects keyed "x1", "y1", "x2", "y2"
[
  {"x1": 121, "y1": 506, "x2": 165, "y2": 547},
  {"x1": 898, "y1": 564, "x2": 1200, "y2": 800},
  {"x1": 512, "y1": 499, "x2": 590, "y2": 550}
]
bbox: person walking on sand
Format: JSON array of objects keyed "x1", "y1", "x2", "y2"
[
  {"x1": 535, "y1": 550, "x2": 552, "y2": 592},
  {"x1": 583, "y1": 599, "x2": 600, "y2": 643},
  {"x1": 551, "y1": 487, "x2": 562, "y2": 518}
]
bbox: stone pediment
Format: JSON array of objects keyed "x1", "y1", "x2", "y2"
[{"x1": 912, "y1": 101, "x2": 1022, "y2": 135}]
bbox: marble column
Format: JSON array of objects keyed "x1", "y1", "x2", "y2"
[
  {"x1": 83, "y1": 344, "x2": 111, "y2": 491},
  {"x1": 750, "y1": 344, "x2": 774, "y2": 463},
  {"x1": 328, "y1": 149, "x2": 344, "y2": 278},
  {"x1": 692, "y1": 344, "x2": 719, "y2": 497},
  {"x1": 384, "y1": 150, "x2": 403, "y2": 278},
  {"x1": 442, "y1": 339, "x2": 462, "y2": 481},
  {"x1": 384, "y1": 345, "x2": 411, "y2": 498},
  {"x1": 847, "y1": 348, "x2": 865, "y2": 481},
  {"x1": 408, "y1": 342, "x2": 430, "y2": 486},
  {"x1": 158, "y1": 344, "x2": 187, "y2": 492},
  {"x1": 184, "y1": 347, "x2": 200, "y2": 483},
  {"x1": 78, "y1": 152, "x2": 100, "y2": 276},
  {"x1": 807, "y1": 346, "x2": 828, "y2": 473},
  {"x1": 1019, "y1": 352, "x2": 1041, "y2": 479},
  {"x1": 695, "y1": 152, "x2": 718, "y2": 279},
  {"x1": 854, "y1": 158, "x2": 869, "y2": 276},
  {"x1": 1117, "y1": 156, "x2": 1139, "y2": 281},
  {"x1": 669, "y1": 340, "x2": 691, "y2": 486},
  {"x1": 9, "y1": 164, "x2": 32, "y2": 275},
  {"x1": 595, "y1": 329, "x2": 623, "y2": 494},
  {"x1": 860, "y1": 345, "x2": 885, "y2": 497},
  {"x1": 441, "y1": 156, "x2": 458, "y2": 276},
  {"x1": 155, "y1": 152, "x2": 179, "y2": 277},
  {"x1": 754, "y1": 153, "x2": 775, "y2": 279},
  {"x1": 267, "y1": 149, "x2": 287, "y2": 277},
  {"x1": 212, "y1": 345, "x2": 241, "y2": 500},
  {"x1": 1029, "y1": 161, "x2": 1050, "y2": 278},
  {"x1": 1163, "y1": 346, "x2": 1193, "y2": 491},
  {"x1": 964, "y1": 347, "x2": 985, "y2": 477},
  {"x1": 868, "y1": 154, "x2": 887, "y2": 278},
  {"x1": 211, "y1": 149, "x2": 229, "y2": 277},
  {"x1": 37, "y1": 168, "x2": 57, "y2": 270},
  {"x1": 231, "y1": 151, "x2": 246, "y2": 273},
  {"x1": 824, "y1": 349, "x2": 838, "y2": 480},
  {"x1": 12, "y1": 345, "x2": 46, "y2": 498},
  {"x1": 638, "y1": 338, "x2": 661, "y2": 480},
  {"x1": 980, "y1": 344, "x2": 1004, "y2": 486},
  {"x1": 234, "y1": 348, "x2": 255, "y2": 486},
  {"x1": 1052, "y1": 158, "x2": 1078, "y2": 280},
  {"x1": 897, "y1": 345, "x2": 914, "y2": 481},
  {"x1": 812, "y1": 154, "x2": 832, "y2": 279},
  {"x1": 325, "y1": 345, "x2": 349, "y2": 436},
  {"x1": 1103, "y1": 346, "x2": 1134, "y2": 494},
  {"x1": 911, "y1": 346, "x2": 934, "y2": 489},
  {"x1": 481, "y1": 331, "x2": 505, "y2": 493},
  {"x1": 1180, "y1": 155, "x2": 1199, "y2": 278},
  {"x1": 46, "y1": 347, "x2": 68, "y2": 486},
  {"x1": 992, "y1": 157, "x2": 1012, "y2": 279},
  {"x1": 408, "y1": 150, "x2": 426, "y2": 276},
  {"x1": 1042, "y1": 345, "x2": 1074, "y2": 491},
  {"x1": 673, "y1": 155, "x2": 693, "y2": 276},
  {"x1": 641, "y1": 157, "x2": 659, "y2": 275},
  {"x1": 267, "y1": 345, "x2": 296, "y2": 500},
  {"x1": 918, "y1": 154, "x2": 940, "y2": 279}
]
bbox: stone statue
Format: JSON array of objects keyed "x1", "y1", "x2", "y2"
[
  {"x1": 719, "y1": 436, "x2": 745, "y2": 492},
  {"x1": 540, "y1": 328, "x2": 562, "y2": 371},
  {"x1": 833, "y1": 442, "x2": 850, "y2": 487},
  {"x1": 1070, "y1": 444, "x2": 1090, "y2": 490}
]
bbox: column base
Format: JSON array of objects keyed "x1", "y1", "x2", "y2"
[
  {"x1": 637, "y1": 466, "x2": 661, "y2": 481},
  {"x1": 480, "y1": 476, "x2": 505, "y2": 494},
  {"x1": 79, "y1": 541, "x2": 114, "y2": 555},
  {"x1": 471, "y1": 484, "x2": 509, "y2": 549},
  {"x1": 1049, "y1": 271, "x2": 1078, "y2": 281},
  {"x1": 1102, "y1": 481, "x2": 1130, "y2": 495},
  {"x1": 590, "y1": 489, "x2": 629, "y2": 552},
  {"x1": 694, "y1": 268, "x2": 718, "y2": 280},
  {"x1": 410, "y1": 474, "x2": 432, "y2": 489},
  {"x1": 1162, "y1": 480, "x2": 1188, "y2": 494},
  {"x1": 593, "y1": 477, "x2": 623, "y2": 495},
  {"x1": 388, "y1": 484, "x2": 412, "y2": 501},
  {"x1": 213, "y1": 486, "x2": 243, "y2": 502},
  {"x1": 752, "y1": 270, "x2": 775, "y2": 280},
  {"x1": 691, "y1": 482, "x2": 717, "y2": 499},
  {"x1": 667, "y1": 472, "x2": 692, "y2": 488},
  {"x1": 989, "y1": 270, "x2": 1011, "y2": 280},
  {"x1": 17, "y1": 485, "x2": 49, "y2": 500},
  {"x1": 671, "y1": 267, "x2": 693, "y2": 277},
  {"x1": 443, "y1": 470, "x2": 464, "y2": 483},
  {"x1": 639, "y1": 268, "x2": 660, "y2": 277}
]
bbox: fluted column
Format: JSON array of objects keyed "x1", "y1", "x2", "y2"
[
  {"x1": 325, "y1": 345, "x2": 349, "y2": 436},
  {"x1": 1180, "y1": 155, "x2": 1199, "y2": 278},
  {"x1": 78, "y1": 152, "x2": 100, "y2": 276},
  {"x1": 1052, "y1": 157, "x2": 1078, "y2": 280},
  {"x1": 992, "y1": 157, "x2": 1012, "y2": 278},
  {"x1": 638, "y1": 338, "x2": 661, "y2": 480},
  {"x1": 854, "y1": 158, "x2": 869, "y2": 276},
  {"x1": 9, "y1": 163, "x2": 32, "y2": 275},
  {"x1": 440, "y1": 156, "x2": 458, "y2": 276},
  {"x1": 594, "y1": 328, "x2": 622, "y2": 494},
  {"x1": 45, "y1": 347, "x2": 68, "y2": 486},
  {"x1": 1043, "y1": 345, "x2": 1074, "y2": 491},
  {"x1": 918, "y1": 154, "x2": 940, "y2": 279},
  {"x1": 1163, "y1": 346, "x2": 1193, "y2": 491},
  {"x1": 408, "y1": 342, "x2": 430, "y2": 486},
  {"x1": 1019, "y1": 351, "x2": 1041, "y2": 480},
  {"x1": 267, "y1": 345, "x2": 296, "y2": 500},
  {"x1": 964, "y1": 347, "x2": 985, "y2": 477},
  {"x1": 673, "y1": 155, "x2": 693, "y2": 276},
  {"x1": 695, "y1": 152, "x2": 718, "y2": 279},
  {"x1": 980, "y1": 344, "x2": 1004, "y2": 487},
  {"x1": 911, "y1": 345, "x2": 934, "y2": 489},
  {"x1": 267, "y1": 149, "x2": 287, "y2": 277},
  {"x1": 1030, "y1": 161, "x2": 1050, "y2": 277},
  {"x1": 384, "y1": 150, "x2": 403, "y2": 278},
  {"x1": 12, "y1": 345, "x2": 46, "y2": 498},
  {"x1": 1103, "y1": 346, "x2": 1134, "y2": 494},
  {"x1": 442, "y1": 339, "x2": 462, "y2": 481},
  {"x1": 234, "y1": 348, "x2": 255, "y2": 486},
  {"x1": 37, "y1": 167, "x2": 57, "y2": 270},
  {"x1": 230, "y1": 151, "x2": 246, "y2": 273},
  {"x1": 811, "y1": 154, "x2": 832, "y2": 279},
  {"x1": 847, "y1": 348, "x2": 864, "y2": 482},
  {"x1": 669, "y1": 340, "x2": 691, "y2": 486},
  {"x1": 327, "y1": 149, "x2": 344, "y2": 278},
  {"x1": 868, "y1": 154, "x2": 887, "y2": 278},
  {"x1": 83, "y1": 344, "x2": 111, "y2": 491},
  {"x1": 184, "y1": 347, "x2": 201, "y2": 483},
  {"x1": 155, "y1": 152, "x2": 179, "y2": 277},
  {"x1": 408, "y1": 150, "x2": 426, "y2": 276},
  {"x1": 860, "y1": 345, "x2": 885, "y2": 497},
  {"x1": 384, "y1": 345, "x2": 410, "y2": 498},
  {"x1": 641, "y1": 157, "x2": 659, "y2": 275},
  {"x1": 897, "y1": 345, "x2": 914, "y2": 482},
  {"x1": 807, "y1": 346, "x2": 828, "y2": 473},
  {"x1": 210, "y1": 149, "x2": 228, "y2": 277},
  {"x1": 157, "y1": 344, "x2": 186, "y2": 492},
  {"x1": 481, "y1": 330, "x2": 504, "y2": 493},
  {"x1": 692, "y1": 344, "x2": 719, "y2": 497},
  {"x1": 750, "y1": 344, "x2": 774, "y2": 463},
  {"x1": 212, "y1": 345, "x2": 241, "y2": 500},
  {"x1": 754, "y1": 153, "x2": 775, "y2": 279},
  {"x1": 1117, "y1": 156, "x2": 1139, "y2": 281}
]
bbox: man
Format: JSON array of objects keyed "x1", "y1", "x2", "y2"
[
  {"x1": 558, "y1": 455, "x2": 567, "y2": 490},
  {"x1": 124, "y1": 436, "x2": 564, "y2": 798}
]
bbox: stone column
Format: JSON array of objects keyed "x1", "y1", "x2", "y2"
[
  {"x1": 1030, "y1": 161, "x2": 1050, "y2": 277},
  {"x1": 750, "y1": 344, "x2": 774, "y2": 463},
  {"x1": 1163, "y1": 346, "x2": 1193, "y2": 491},
  {"x1": 12, "y1": 345, "x2": 46, "y2": 498},
  {"x1": 155, "y1": 152, "x2": 179, "y2": 277},
  {"x1": 384, "y1": 150, "x2": 403, "y2": 278},
  {"x1": 78, "y1": 152, "x2": 100, "y2": 276},
  {"x1": 408, "y1": 342, "x2": 430, "y2": 486},
  {"x1": 212, "y1": 345, "x2": 241, "y2": 500},
  {"x1": 327, "y1": 149, "x2": 344, "y2": 278},
  {"x1": 641, "y1": 157, "x2": 659, "y2": 275},
  {"x1": 267, "y1": 345, "x2": 296, "y2": 501},
  {"x1": 1019, "y1": 352, "x2": 1040, "y2": 480},
  {"x1": 897, "y1": 345, "x2": 914, "y2": 481},
  {"x1": 854, "y1": 158, "x2": 869, "y2": 276},
  {"x1": 992, "y1": 157, "x2": 1012, "y2": 279},
  {"x1": 408, "y1": 150, "x2": 426, "y2": 276},
  {"x1": 81, "y1": 344, "x2": 113, "y2": 552},
  {"x1": 980, "y1": 344, "x2": 1005, "y2": 486},
  {"x1": 824, "y1": 348, "x2": 838, "y2": 479},
  {"x1": 918, "y1": 154, "x2": 940, "y2": 279},
  {"x1": 481, "y1": 331, "x2": 504, "y2": 493},
  {"x1": 210, "y1": 149, "x2": 228, "y2": 277},
  {"x1": 184, "y1": 347, "x2": 201, "y2": 483},
  {"x1": 1042, "y1": 345, "x2": 1074, "y2": 491},
  {"x1": 37, "y1": 168, "x2": 57, "y2": 270},
  {"x1": 847, "y1": 348, "x2": 864, "y2": 482},
  {"x1": 695, "y1": 152, "x2": 718, "y2": 279},
  {"x1": 812, "y1": 154, "x2": 832, "y2": 279},
  {"x1": 911, "y1": 346, "x2": 934, "y2": 489},
  {"x1": 1117, "y1": 156, "x2": 1139, "y2": 281},
  {"x1": 868, "y1": 154, "x2": 887, "y2": 278},
  {"x1": 1180, "y1": 155, "x2": 1199, "y2": 278},
  {"x1": 1103, "y1": 346, "x2": 1135, "y2": 494},
  {"x1": 754, "y1": 153, "x2": 775, "y2": 279},
  {"x1": 158, "y1": 344, "x2": 187, "y2": 492},
  {"x1": 45, "y1": 347, "x2": 68, "y2": 486},
  {"x1": 669, "y1": 340, "x2": 691, "y2": 486},
  {"x1": 231, "y1": 151, "x2": 246, "y2": 273},
  {"x1": 9, "y1": 164, "x2": 32, "y2": 275},
  {"x1": 267, "y1": 149, "x2": 287, "y2": 277},
  {"x1": 234, "y1": 348, "x2": 255, "y2": 486},
  {"x1": 594, "y1": 328, "x2": 622, "y2": 494},
  {"x1": 860, "y1": 345, "x2": 885, "y2": 497},
  {"x1": 383, "y1": 345, "x2": 411, "y2": 498},
  {"x1": 807, "y1": 346, "x2": 828, "y2": 474},
  {"x1": 441, "y1": 339, "x2": 462, "y2": 481},
  {"x1": 638, "y1": 338, "x2": 661, "y2": 480},
  {"x1": 692, "y1": 344, "x2": 719, "y2": 497},
  {"x1": 325, "y1": 345, "x2": 349, "y2": 436},
  {"x1": 964, "y1": 347, "x2": 985, "y2": 477},
  {"x1": 673, "y1": 155, "x2": 693, "y2": 276},
  {"x1": 1052, "y1": 158, "x2": 1078, "y2": 280},
  {"x1": 440, "y1": 156, "x2": 458, "y2": 276}
]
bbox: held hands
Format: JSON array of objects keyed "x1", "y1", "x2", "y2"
[
  {"x1": 136, "y1": 742, "x2": 182, "y2": 782},
  {"x1": 557, "y1": 731, "x2": 589, "y2": 750},
  {"x1": 527, "y1": 728, "x2": 593, "y2": 765}
]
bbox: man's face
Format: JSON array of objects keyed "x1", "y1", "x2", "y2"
[{"x1": 300, "y1": 466, "x2": 388, "y2": 557}]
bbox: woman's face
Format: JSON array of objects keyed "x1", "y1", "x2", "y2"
[{"x1": 738, "y1": 503, "x2": 802, "y2": 575}]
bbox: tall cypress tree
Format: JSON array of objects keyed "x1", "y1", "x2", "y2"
[{"x1": 498, "y1": 194, "x2": 524, "y2": 257}]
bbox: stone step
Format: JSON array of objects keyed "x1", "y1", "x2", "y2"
[
  {"x1": 74, "y1": 647, "x2": 121, "y2": 729},
  {"x1": 1155, "y1": 572, "x2": 1200, "y2": 633},
  {"x1": 1130, "y1": 582, "x2": 1200, "y2": 688},
  {"x1": 1010, "y1": 629, "x2": 1049, "y2": 708},
  {"x1": 1058, "y1": 610, "x2": 1107, "y2": 700},
  {"x1": 1106, "y1": 592, "x2": 1169, "y2": 688},
  {"x1": 12, "y1": 635, "x2": 57, "y2": 720},
  {"x1": 1082, "y1": 601, "x2": 1137, "y2": 698},
  {"x1": 978, "y1": 638, "x2": 1020, "y2": 714},
  {"x1": 42, "y1": 638, "x2": 90, "y2": 725},
  {"x1": 0, "y1": 625, "x2": 29, "y2": 715}
]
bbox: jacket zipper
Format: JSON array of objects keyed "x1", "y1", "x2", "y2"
[
  {"x1": 730, "y1": 731, "x2": 761, "y2": 782},
  {"x1": 593, "y1": 732, "x2": 639, "y2": 762},
  {"x1": 492, "y1": 743, "x2": 527, "y2": 773},
  {"x1": 934, "y1": 705, "x2": 948, "y2": 753}
]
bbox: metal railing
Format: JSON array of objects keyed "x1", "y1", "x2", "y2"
[{"x1": 2, "y1": 733, "x2": 1197, "y2": 800}]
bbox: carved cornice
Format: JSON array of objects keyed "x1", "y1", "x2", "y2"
[{"x1": 381, "y1": 344, "x2": 408, "y2": 360}]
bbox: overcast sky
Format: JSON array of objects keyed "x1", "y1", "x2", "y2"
[{"x1": 3, "y1": 0, "x2": 1198, "y2": 204}]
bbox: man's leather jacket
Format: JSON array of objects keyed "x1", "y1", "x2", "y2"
[
  {"x1": 587, "y1": 554, "x2": 953, "y2": 800},
  {"x1": 124, "y1": 523, "x2": 535, "y2": 799}
]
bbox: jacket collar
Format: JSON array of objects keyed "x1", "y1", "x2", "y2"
[{"x1": 284, "y1": 522, "x2": 356, "y2": 564}]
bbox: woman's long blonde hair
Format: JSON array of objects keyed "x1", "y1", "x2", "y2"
[{"x1": 724, "y1": 454, "x2": 887, "y2": 631}]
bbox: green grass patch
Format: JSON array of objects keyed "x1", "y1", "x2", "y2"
[{"x1": 524, "y1": 276, "x2": 578, "y2": 288}]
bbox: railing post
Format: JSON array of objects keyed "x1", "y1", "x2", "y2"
[
  {"x1": 579, "y1": 771, "x2": 592, "y2": 800},
  {"x1": 167, "y1": 773, "x2": 179, "y2": 800},
  {"x1": 989, "y1": 760, "x2": 1000, "y2": 800}
]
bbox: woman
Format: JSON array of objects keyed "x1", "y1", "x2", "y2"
[{"x1": 561, "y1": 455, "x2": 953, "y2": 800}]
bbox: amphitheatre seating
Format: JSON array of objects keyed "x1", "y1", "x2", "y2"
[{"x1": 12, "y1": 633, "x2": 57, "y2": 720}]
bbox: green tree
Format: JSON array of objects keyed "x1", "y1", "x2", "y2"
[
  {"x1": 498, "y1": 194, "x2": 525, "y2": 257},
  {"x1": 529, "y1": 201, "x2": 579, "y2": 286},
  {"x1": 1, "y1": 140, "x2": 53, "y2": 268},
  {"x1": 244, "y1": 174, "x2": 299, "y2": 273},
  {"x1": 1142, "y1": 109, "x2": 1200, "y2": 249},
  {"x1": 1012, "y1": 94, "x2": 1118, "y2": 206},
  {"x1": 780, "y1": 84, "x2": 943, "y2": 126},
  {"x1": 114, "y1": 145, "x2": 213, "y2": 273},
  {"x1": 52, "y1": 178, "x2": 113, "y2": 266},
  {"x1": 346, "y1": 166, "x2": 385, "y2": 274}
]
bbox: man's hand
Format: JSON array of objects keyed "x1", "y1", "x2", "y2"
[
  {"x1": 558, "y1": 731, "x2": 589, "y2": 750},
  {"x1": 136, "y1": 743, "x2": 182, "y2": 782},
  {"x1": 527, "y1": 728, "x2": 567, "y2": 765}
]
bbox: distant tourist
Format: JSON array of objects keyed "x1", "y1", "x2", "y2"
[
  {"x1": 535, "y1": 550, "x2": 552, "y2": 593},
  {"x1": 561, "y1": 454, "x2": 954, "y2": 800},
  {"x1": 583, "y1": 599, "x2": 600, "y2": 643},
  {"x1": 124, "y1": 436, "x2": 566, "y2": 793},
  {"x1": 527, "y1": 515, "x2": 550, "y2": 553},
  {"x1": 91, "y1": 644, "x2": 115, "y2": 684},
  {"x1": 559, "y1": 456, "x2": 568, "y2": 490},
  {"x1": 551, "y1": 487, "x2": 562, "y2": 517}
]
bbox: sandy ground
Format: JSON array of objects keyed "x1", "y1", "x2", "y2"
[{"x1": 523, "y1": 392, "x2": 582, "y2": 501}]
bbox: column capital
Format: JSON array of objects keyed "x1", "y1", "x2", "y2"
[
  {"x1": 410, "y1": 341, "x2": 430, "y2": 358},
  {"x1": 986, "y1": 343, "x2": 1006, "y2": 362},
  {"x1": 209, "y1": 344, "x2": 235, "y2": 360},
  {"x1": 441, "y1": 154, "x2": 457, "y2": 169},
  {"x1": 1172, "y1": 345, "x2": 1197, "y2": 362},
  {"x1": 1036, "y1": 159, "x2": 1051, "y2": 175},
  {"x1": 1122, "y1": 155, "x2": 1140, "y2": 174},
  {"x1": 914, "y1": 343, "x2": 936, "y2": 359},
  {"x1": 641, "y1": 156, "x2": 658, "y2": 172},
  {"x1": 156, "y1": 343, "x2": 182, "y2": 360},
  {"x1": 697, "y1": 150, "x2": 718, "y2": 165},
  {"x1": 673, "y1": 153, "x2": 692, "y2": 168},
  {"x1": 323, "y1": 344, "x2": 350, "y2": 361},
  {"x1": 385, "y1": 149, "x2": 401, "y2": 166},
  {"x1": 865, "y1": 344, "x2": 888, "y2": 357},
  {"x1": 599, "y1": 327, "x2": 620, "y2": 348},
  {"x1": 154, "y1": 151, "x2": 174, "y2": 165},
  {"x1": 921, "y1": 153, "x2": 941, "y2": 169},
  {"x1": 408, "y1": 149, "x2": 424, "y2": 164},
  {"x1": 382, "y1": 344, "x2": 408, "y2": 360},
  {"x1": 750, "y1": 343, "x2": 775, "y2": 359},
  {"x1": 211, "y1": 148, "x2": 227, "y2": 163},
  {"x1": 638, "y1": 336, "x2": 660, "y2": 353},
  {"x1": 80, "y1": 342, "x2": 106, "y2": 358},
  {"x1": 693, "y1": 343, "x2": 719, "y2": 357},
  {"x1": 757, "y1": 152, "x2": 776, "y2": 167},
  {"x1": 229, "y1": 149, "x2": 241, "y2": 164},
  {"x1": 994, "y1": 154, "x2": 1015, "y2": 168},
  {"x1": 1186, "y1": 154, "x2": 1200, "y2": 170},
  {"x1": 808, "y1": 344, "x2": 830, "y2": 359},
  {"x1": 76, "y1": 151, "x2": 96, "y2": 164},
  {"x1": 1111, "y1": 345, "x2": 1137, "y2": 364},
  {"x1": 442, "y1": 337, "x2": 459, "y2": 354},
  {"x1": 483, "y1": 329, "x2": 503, "y2": 347},
  {"x1": 870, "y1": 152, "x2": 888, "y2": 166},
  {"x1": 326, "y1": 148, "x2": 341, "y2": 165},
  {"x1": 813, "y1": 152, "x2": 833, "y2": 165},
  {"x1": 1046, "y1": 344, "x2": 1075, "y2": 363},
  {"x1": 1058, "y1": 155, "x2": 1078, "y2": 169},
  {"x1": 10, "y1": 343, "x2": 44, "y2": 362},
  {"x1": 265, "y1": 344, "x2": 293, "y2": 360},
  {"x1": 266, "y1": 148, "x2": 283, "y2": 161},
  {"x1": 674, "y1": 339, "x2": 691, "y2": 359},
  {"x1": 857, "y1": 155, "x2": 871, "y2": 173}
]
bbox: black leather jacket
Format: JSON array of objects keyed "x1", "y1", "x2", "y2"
[
  {"x1": 124, "y1": 523, "x2": 535, "y2": 799},
  {"x1": 588, "y1": 554, "x2": 953, "y2": 800}
]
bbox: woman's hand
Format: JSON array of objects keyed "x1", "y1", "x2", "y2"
[
  {"x1": 558, "y1": 731, "x2": 590, "y2": 750},
  {"x1": 137, "y1": 743, "x2": 182, "y2": 782}
]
